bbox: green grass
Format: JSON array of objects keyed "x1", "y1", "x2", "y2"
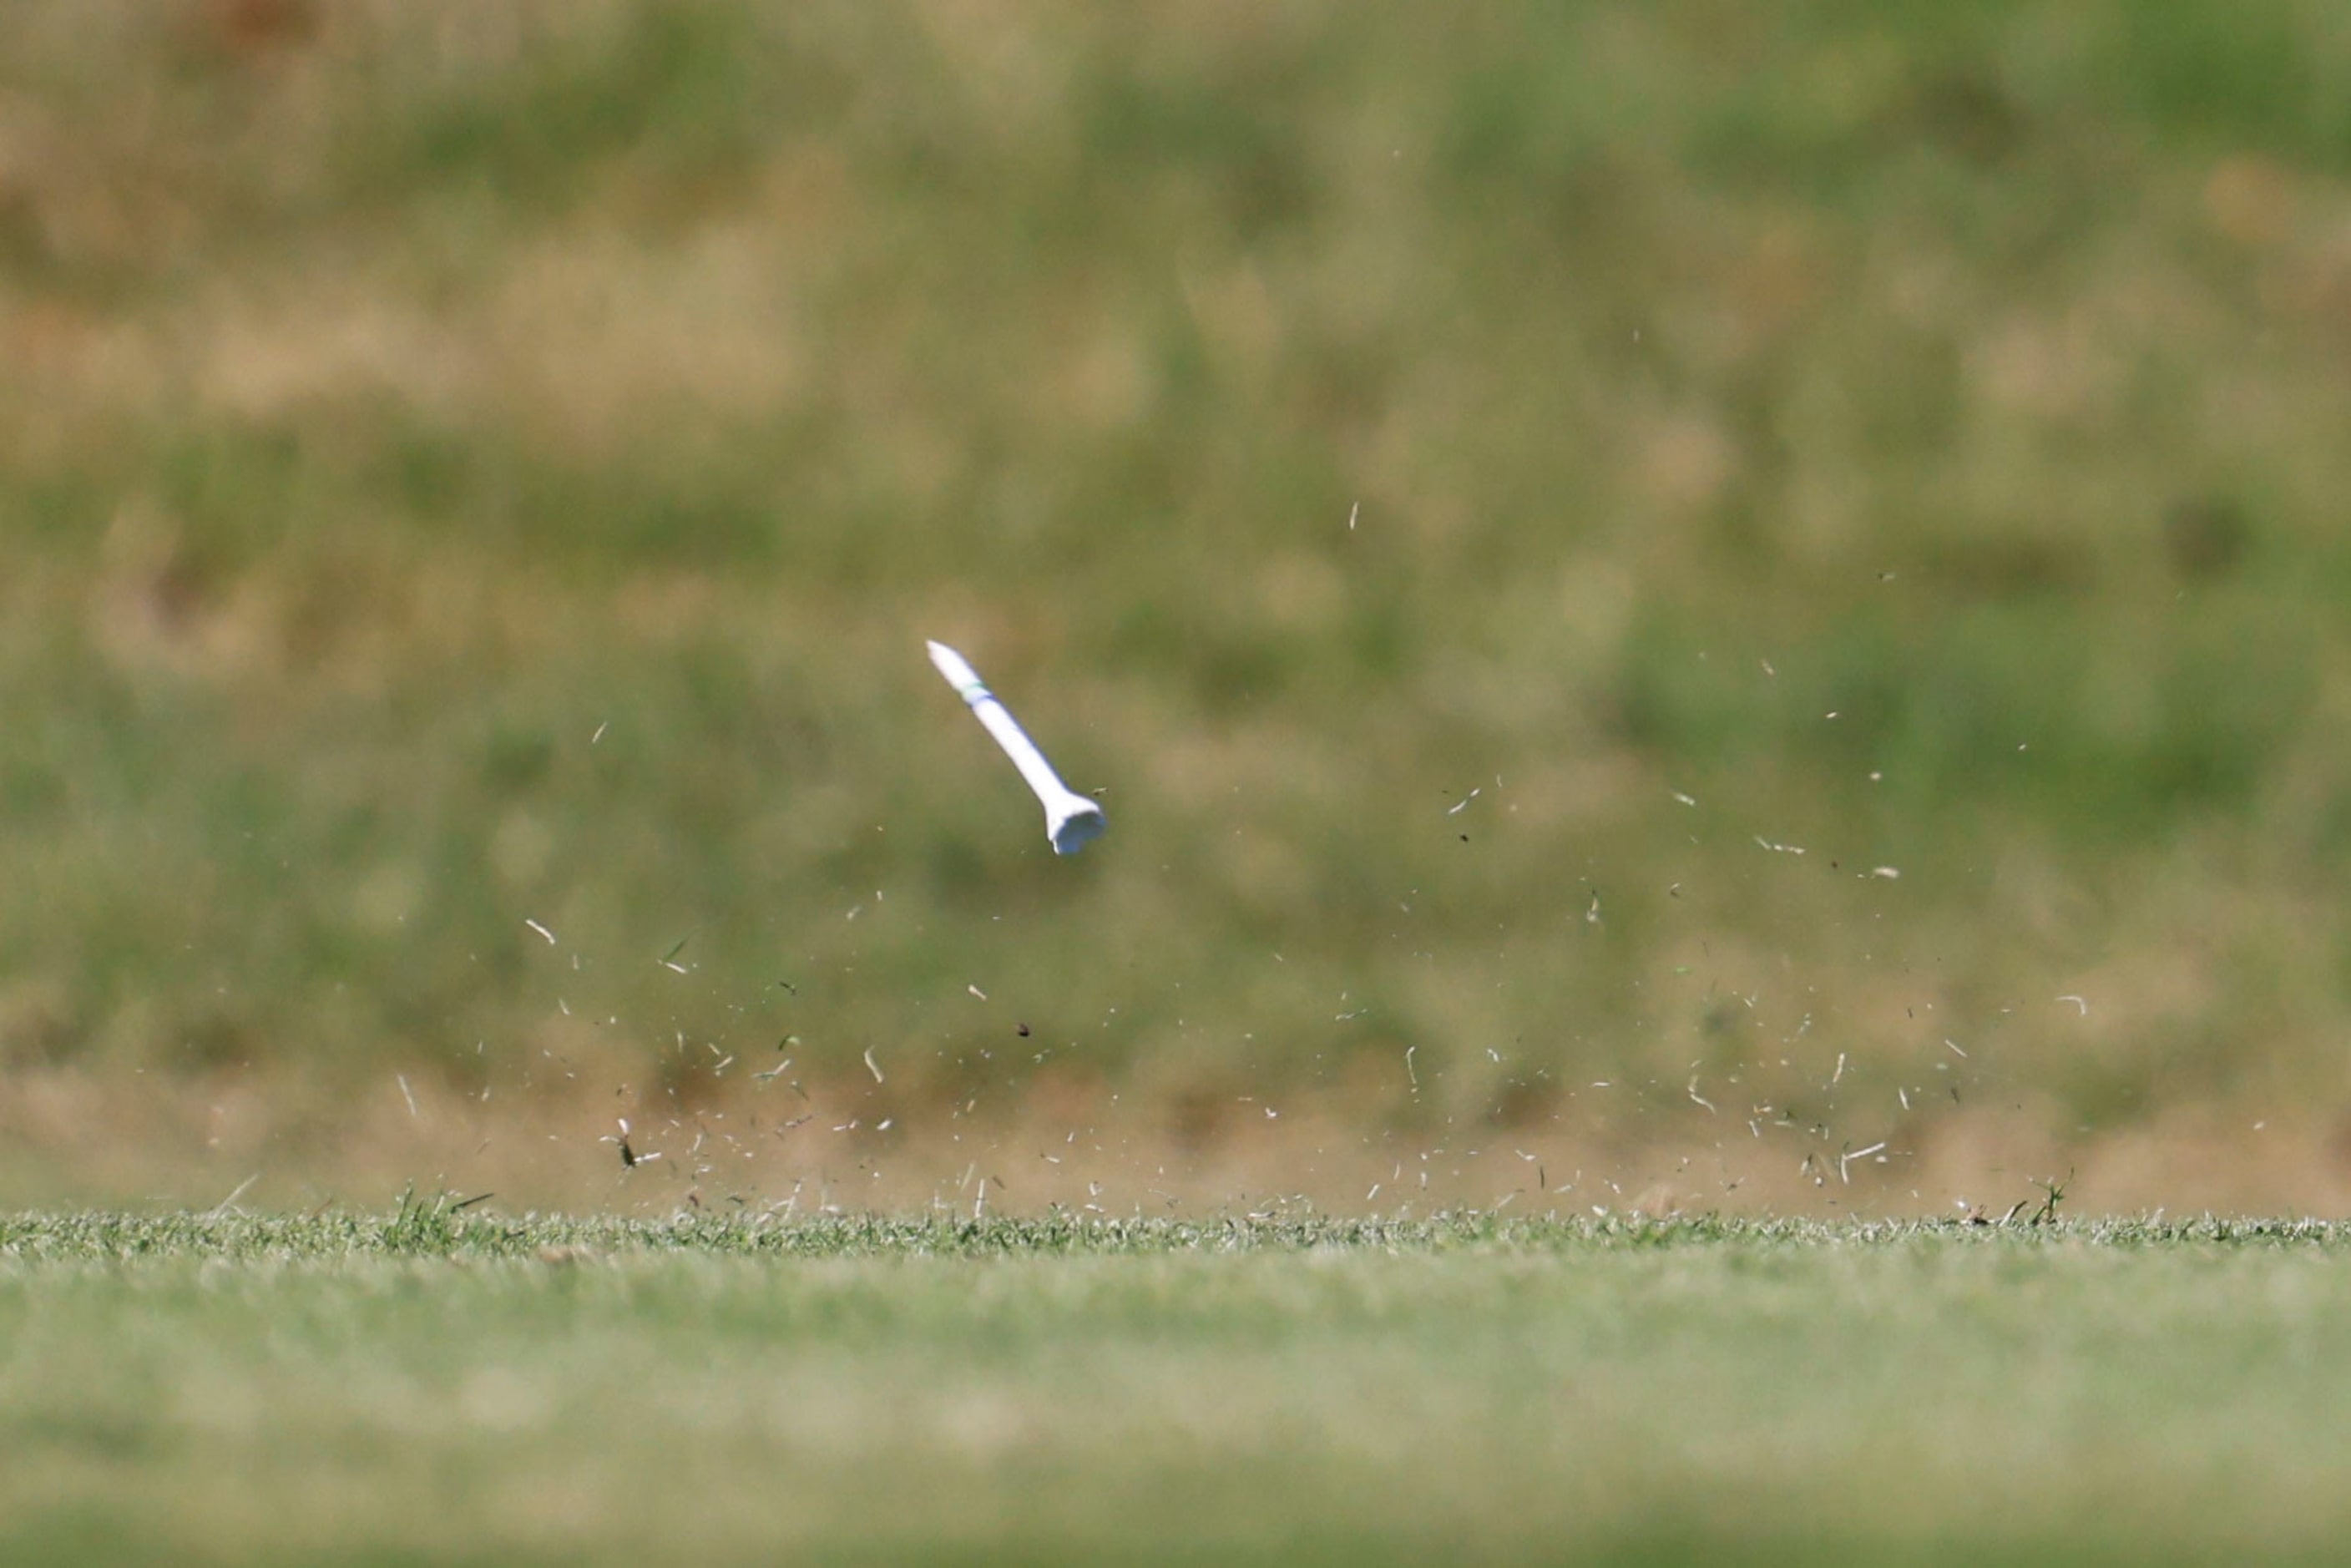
[
  {"x1": 5, "y1": 1206, "x2": 2351, "y2": 1563},
  {"x1": 5, "y1": 2, "x2": 2351, "y2": 1161}
]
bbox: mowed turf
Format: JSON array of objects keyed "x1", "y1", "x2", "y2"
[{"x1": 3, "y1": 1207, "x2": 2348, "y2": 1565}]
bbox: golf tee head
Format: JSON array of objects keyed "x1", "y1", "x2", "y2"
[{"x1": 1047, "y1": 796, "x2": 1108, "y2": 856}]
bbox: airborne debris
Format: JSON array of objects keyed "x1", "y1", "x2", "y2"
[
  {"x1": 209, "y1": 1174, "x2": 260, "y2": 1218},
  {"x1": 1838, "y1": 1141, "x2": 1888, "y2": 1183},
  {"x1": 608, "y1": 1118, "x2": 660, "y2": 1169}
]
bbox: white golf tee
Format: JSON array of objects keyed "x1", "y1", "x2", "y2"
[{"x1": 927, "y1": 640, "x2": 1107, "y2": 855}]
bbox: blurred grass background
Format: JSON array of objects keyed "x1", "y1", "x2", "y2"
[{"x1": 3, "y1": 0, "x2": 2351, "y2": 1172}]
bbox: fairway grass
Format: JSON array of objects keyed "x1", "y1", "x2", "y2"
[{"x1": 3, "y1": 1208, "x2": 2348, "y2": 1565}]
